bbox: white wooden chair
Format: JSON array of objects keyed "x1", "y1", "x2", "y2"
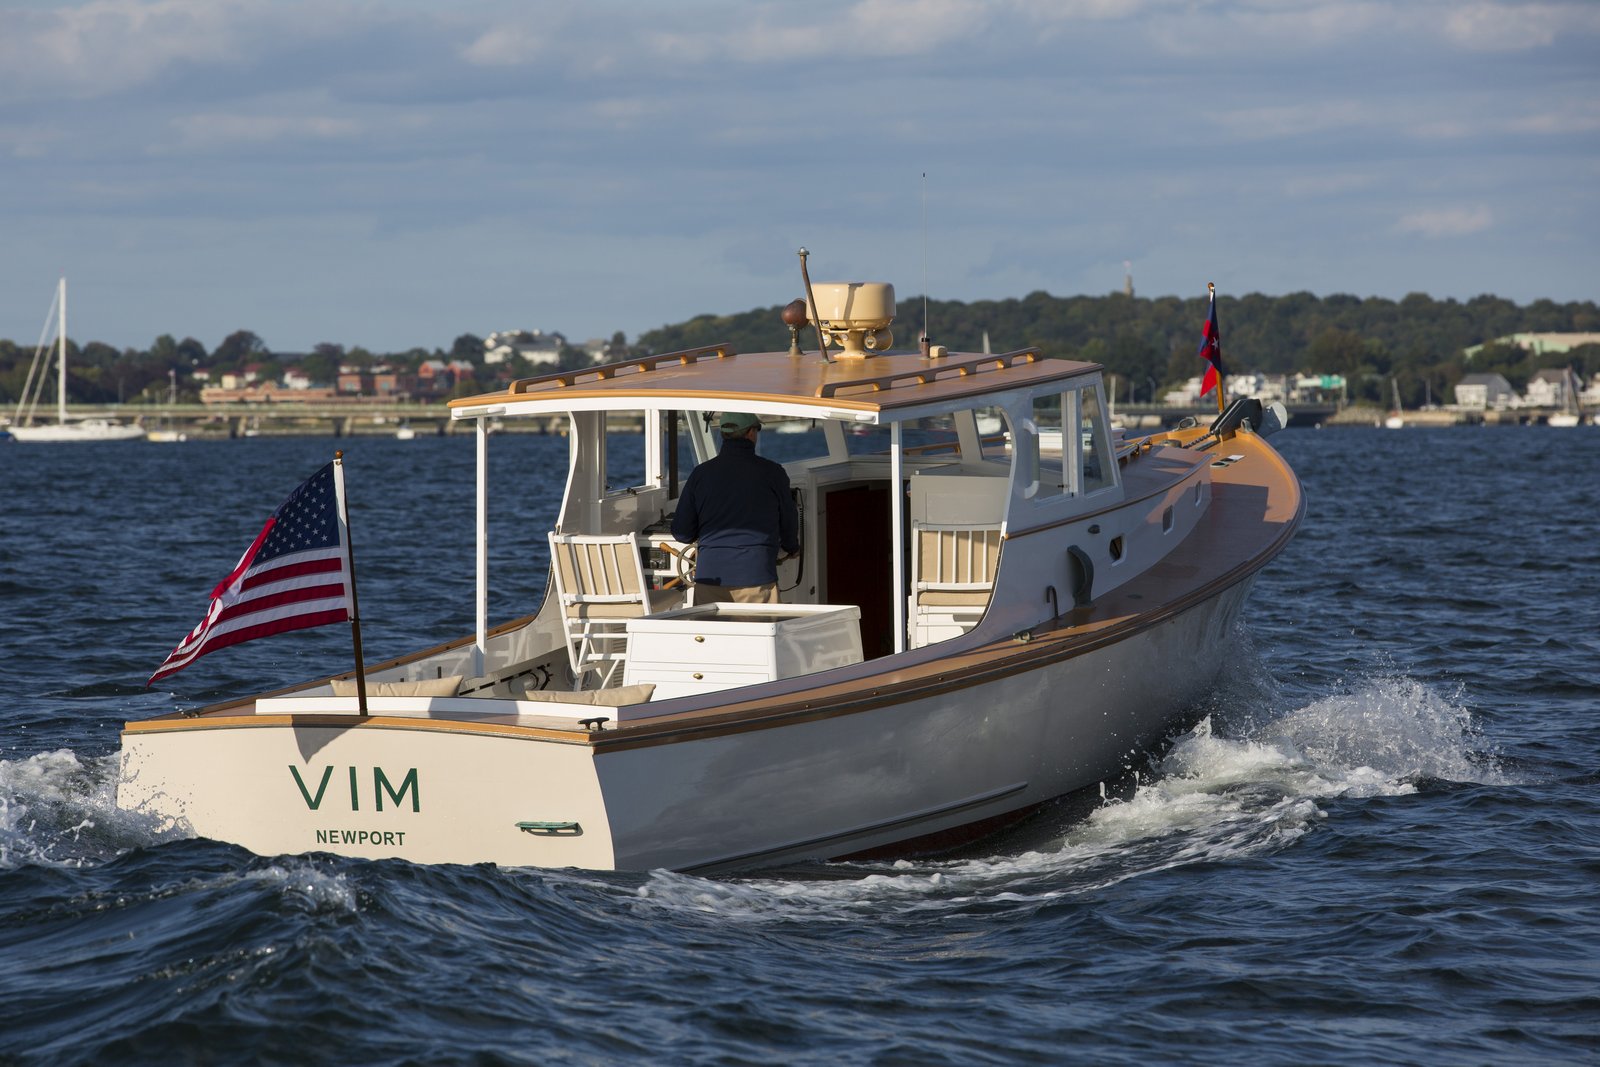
[
  {"x1": 548, "y1": 533, "x2": 654, "y2": 689},
  {"x1": 909, "y1": 523, "x2": 1002, "y2": 648}
]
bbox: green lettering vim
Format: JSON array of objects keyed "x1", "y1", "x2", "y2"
[
  {"x1": 289, "y1": 765, "x2": 335, "y2": 810},
  {"x1": 374, "y1": 767, "x2": 420, "y2": 812}
]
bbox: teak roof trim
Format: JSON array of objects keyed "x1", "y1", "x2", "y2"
[
  {"x1": 449, "y1": 342, "x2": 1101, "y2": 416},
  {"x1": 814, "y1": 348, "x2": 1044, "y2": 398}
]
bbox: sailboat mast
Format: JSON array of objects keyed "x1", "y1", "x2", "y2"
[{"x1": 57, "y1": 278, "x2": 67, "y2": 424}]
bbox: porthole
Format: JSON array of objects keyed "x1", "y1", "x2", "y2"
[
  {"x1": 1162, "y1": 505, "x2": 1174, "y2": 533},
  {"x1": 1193, "y1": 483, "x2": 1203, "y2": 506},
  {"x1": 1109, "y1": 535, "x2": 1125, "y2": 563}
]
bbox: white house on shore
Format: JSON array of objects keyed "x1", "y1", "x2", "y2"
[
  {"x1": 1523, "y1": 368, "x2": 1573, "y2": 409},
  {"x1": 484, "y1": 330, "x2": 565, "y2": 366},
  {"x1": 1454, "y1": 373, "x2": 1516, "y2": 410}
]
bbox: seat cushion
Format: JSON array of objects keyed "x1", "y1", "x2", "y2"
[
  {"x1": 515, "y1": 683, "x2": 656, "y2": 706},
  {"x1": 330, "y1": 675, "x2": 464, "y2": 697}
]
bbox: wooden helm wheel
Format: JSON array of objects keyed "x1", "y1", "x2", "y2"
[{"x1": 659, "y1": 542, "x2": 697, "y2": 589}]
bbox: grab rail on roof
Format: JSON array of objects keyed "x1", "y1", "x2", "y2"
[
  {"x1": 814, "y1": 348, "x2": 1044, "y2": 398},
  {"x1": 506, "y1": 343, "x2": 736, "y2": 394}
]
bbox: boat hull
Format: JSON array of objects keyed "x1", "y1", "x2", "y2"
[
  {"x1": 118, "y1": 578, "x2": 1251, "y2": 872},
  {"x1": 10, "y1": 420, "x2": 146, "y2": 442}
]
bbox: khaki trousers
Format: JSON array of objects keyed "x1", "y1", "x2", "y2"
[{"x1": 691, "y1": 582, "x2": 781, "y2": 605}]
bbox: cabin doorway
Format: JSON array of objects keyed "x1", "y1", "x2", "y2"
[{"x1": 821, "y1": 482, "x2": 895, "y2": 659}]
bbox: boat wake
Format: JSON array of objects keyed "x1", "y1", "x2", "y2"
[
  {"x1": 624, "y1": 671, "x2": 1505, "y2": 916},
  {"x1": 0, "y1": 672, "x2": 1501, "y2": 910},
  {"x1": 0, "y1": 749, "x2": 174, "y2": 871}
]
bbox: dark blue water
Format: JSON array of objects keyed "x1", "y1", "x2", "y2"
[{"x1": 3, "y1": 428, "x2": 1597, "y2": 1065}]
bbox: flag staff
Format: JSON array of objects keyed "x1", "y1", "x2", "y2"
[
  {"x1": 1210, "y1": 282, "x2": 1226, "y2": 416},
  {"x1": 334, "y1": 450, "x2": 369, "y2": 716}
]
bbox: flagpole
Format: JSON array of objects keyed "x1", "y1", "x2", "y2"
[
  {"x1": 334, "y1": 451, "x2": 369, "y2": 716},
  {"x1": 1210, "y1": 282, "x2": 1226, "y2": 416}
]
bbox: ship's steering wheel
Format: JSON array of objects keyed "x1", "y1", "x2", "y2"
[{"x1": 659, "y1": 542, "x2": 697, "y2": 590}]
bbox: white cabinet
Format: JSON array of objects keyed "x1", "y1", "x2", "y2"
[{"x1": 623, "y1": 603, "x2": 864, "y2": 699}]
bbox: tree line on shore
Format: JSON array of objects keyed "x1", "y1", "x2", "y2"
[
  {"x1": 642, "y1": 290, "x2": 1600, "y2": 408},
  {"x1": 3, "y1": 291, "x2": 1597, "y2": 409}
]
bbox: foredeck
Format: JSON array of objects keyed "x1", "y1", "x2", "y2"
[{"x1": 449, "y1": 345, "x2": 1101, "y2": 420}]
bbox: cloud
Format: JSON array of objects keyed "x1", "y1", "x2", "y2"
[
  {"x1": 1442, "y1": 1, "x2": 1600, "y2": 52},
  {"x1": 1146, "y1": 1, "x2": 1394, "y2": 58},
  {"x1": 1507, "y1": 102, "x2": 1600, "y2": 135},
  {"x1": 1210, "y1": 100, "x2": 1374, "y2": 141},
  {"x1": 170, "y1": 111, "x2": 360, "y2": 148},
  {"x1": 461, "y1": 24, "x2": 547, "y2": 67},
  {"x1": 1283, "y1": 173, "x2": 1378, "y2": 198},
  {"x1": 648, "y1": 0, "x2": 996, "y2": 63},
  {"x1": 1395, "y1": 204, "x2": 1493, "y2": 238},
  {"x1": 0, "y1": 0, "x2": 245, "y2": 101}
]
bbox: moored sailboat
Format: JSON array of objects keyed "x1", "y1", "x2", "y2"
[
  {"x1": 1547, "y1": 366, "x2": 1585, "y2": 428},
  {"x1": 10, "y1": 279, "x2": 145, "y2": 443},
  {"x1": 1383, "y1": 377, "x2": 1405, "y2": 429}
]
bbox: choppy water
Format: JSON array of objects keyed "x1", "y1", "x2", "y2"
[{"x1": 2, "y1": 427, "x2": 1596, "y2": 1065}]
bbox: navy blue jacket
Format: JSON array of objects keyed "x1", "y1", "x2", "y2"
[{"x1": 671, "y1": 436, "x2": 800, "y2": 588}]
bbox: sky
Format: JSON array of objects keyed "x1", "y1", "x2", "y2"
[{"x1": 2, "y1": 0, "x2": 1597, "y2": 356}]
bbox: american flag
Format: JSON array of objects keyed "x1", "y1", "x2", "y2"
[
  {"x1": 149, "y1": 462, "x2": 352, "y2": 685},
  {"x1": 1196, "y1": 285, "x2": 1224, "y2": 398}
]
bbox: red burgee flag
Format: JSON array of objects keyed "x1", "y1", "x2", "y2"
[
  {"x1": 149, "y1": 462, "x2": 352, "y2": 685},
  {"x1": 1196, "y1": 284, "x2": 1224, "y2": 397}
]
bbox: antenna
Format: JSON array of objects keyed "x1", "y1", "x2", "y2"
[
  {"x1": 797, "y1": 248, "x2": 831, "y2": 364},
  {"x1": 920, "y1": 172, "x2": 931, "y2": 357}
]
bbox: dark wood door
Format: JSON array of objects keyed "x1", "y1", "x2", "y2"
[{"x1": 822, "y1": 483, "x2": 894, "y2": 659}]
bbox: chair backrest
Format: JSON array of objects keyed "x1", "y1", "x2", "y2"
[
  {"x1": 914, "y1": 523, "x2": 1003, "y2": 596},
  {"x1": 548, "y1": 534, "x2": 652, "y2": 619}
]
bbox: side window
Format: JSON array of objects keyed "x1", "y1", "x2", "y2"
[
  {"x1": 1031, "y1": 393, "x2": 1066, "y2": 498},
  {"x1": 972, "y1": 405, "x2": 1010, "y2": 461},
  {"x1": 604, "y1": 410, "x2": 648, "y2": 493},
  {"x1": 663, "y1": 410, "x2": 709, "y2": 498},
  {"x1": 842, "y1": 415, "x2": 962, "y2": 459},
  {"x1": 1080, "y1": 388, "x2": 1113, "y2": 494}
]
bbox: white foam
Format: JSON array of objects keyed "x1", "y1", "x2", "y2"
[
  {"x1": 0, "y1": 748, "x2": 183, "y2": 870},
  {"x1": 621, "y1": 674, "x2": 1500, "y2": 918},
  {"x1": 242, "y1": 863, "x2": 360, "y2": 913}
]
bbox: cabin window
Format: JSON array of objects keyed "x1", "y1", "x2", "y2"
[
  {"x1": 760, "y1": 419, "x2": 835, "y2": 464},
  {"x1": 1030, "y1": 393, "x2": 1067, "y2": 498},
  {"x1": 604, "y1": 411, "x2": 649, "y2": 494},
  {"x1": 843, "y1": 422, "x2": 892, "y2": 456},
  {"x1": 1080, "y1": 388, "x2": 1114, "y2": 494},
  {"x1": 842, "y1": 415, "x2": 963, "y2": 459},
  {"x1": 659, "y1": 410, "x2": 712, "y2": 498},
  {"x1": 665, "y1": 411, "x2": 832, "y2": 484}
]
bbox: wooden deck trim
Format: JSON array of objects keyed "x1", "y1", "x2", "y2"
[
  {"x1": 814, "y1": 348, "x2": 1045, "y2": 397},
  {"x1": 447, "y1": 349, "x2": 1102, "y2": 418},
  {"x1": 121, "y1": 712, "x2": 591, "y2": 743}
]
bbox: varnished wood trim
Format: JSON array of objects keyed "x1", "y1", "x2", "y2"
[
  {"x1": 122, "y1": 712, "x2": 593, "y2": 745},
  {"x1": 815, "y1": 348, "x2": 1048, "y2": 397}
]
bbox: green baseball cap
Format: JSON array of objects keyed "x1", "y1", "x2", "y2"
[{"x1": 718, "y1": 412, "x2": 763, "y2": 434}]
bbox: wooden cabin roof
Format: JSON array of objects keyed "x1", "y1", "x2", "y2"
[{"x1": 449, "y1": 344, "x2": 1102, "y2": 420}]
